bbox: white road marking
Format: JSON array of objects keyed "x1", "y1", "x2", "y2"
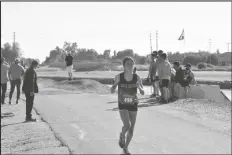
[{"x1": 70, "y1": 123, "x2": 86, "y2": 140}]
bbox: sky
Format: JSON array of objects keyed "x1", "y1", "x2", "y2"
[{"x1": 1, "y1": 2, "x2": 231, "y2": 62}]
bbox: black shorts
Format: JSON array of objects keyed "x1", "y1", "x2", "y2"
[
  {"x1": 180, "y1": 81, "x2": 190, "y2": 87},
  {"x1": 150, "y1": 76, "x2": 159, "y2": 82},
  {"x1": 159, "y1": 79, "x2": 169, "y2": 88},
  {"x1": 118, "y1": 102, "x2": 138, "y2": 111}
]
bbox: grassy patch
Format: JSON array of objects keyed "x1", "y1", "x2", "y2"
[{"x1": 47, "y1": 61, "x2": 231, "y2": 72}]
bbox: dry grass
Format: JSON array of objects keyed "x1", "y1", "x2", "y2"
[
  {"x1": 38, "y1": 78, "x2": 110, "y2": 94},
  {"x1": 47, "y1": 61, "x2": 231, "y2": 72}
]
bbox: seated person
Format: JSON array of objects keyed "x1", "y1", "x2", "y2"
[
  {"x1": 182, "y1": 63, "x2": 197, "y2": 98},
  {"x1": 168, "y1": 67, "x2": 176, "y2": 101},
  {"x1": 173, "y1": 61, "x2": 185, "y2": 99}
]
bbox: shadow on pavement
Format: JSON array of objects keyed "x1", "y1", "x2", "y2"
[
  {"x1": 106, "y1": 98, "x2": 166, "y2": 111},
  {"x1": 1, "y1": 112, "x2": 15, "y2": 119},
  {"x1": 1, "y1": 121, "x2": 28, "y2": 127}
]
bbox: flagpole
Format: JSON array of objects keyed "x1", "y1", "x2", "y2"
[{"x1": 183, "y1": 29, "x2": 185, "y2": 63}]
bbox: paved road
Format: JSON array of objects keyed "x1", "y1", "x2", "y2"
[
  {"x1": 37, "y1": 70, "x2": 231, "y2": 82},
  {"x1": 33, "y1": 87, "x2": 231, "y2": 154}
]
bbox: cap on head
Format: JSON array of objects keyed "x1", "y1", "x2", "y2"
[
  {"x1": 158, "y1": 50, "x2": 163, "y2": 54},
  {"x1": 31, "y1": 60, "x2": 39, "y2": 66},
  {"x1": 161, "y1": 53, "x2": 167, "y2": 60},
  {"x1": 151, "y1": 51, "x2": 158, "y2": 57},
  {"x1": 185, "y1": 63, "x2": 191, "y2": 67},
  {"x1": 173, "y1": 61, "x2": 180, "y2": 67}
]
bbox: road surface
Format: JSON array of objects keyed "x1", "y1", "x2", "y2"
[{"x1": 33, "y1": 87, "x2": 231, "y2": 154}]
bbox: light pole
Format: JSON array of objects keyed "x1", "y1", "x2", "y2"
[{"x1": 209, "y1": 39, "x2": 211, "y2": 64}]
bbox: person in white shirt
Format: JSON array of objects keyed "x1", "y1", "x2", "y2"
[{"x1": 157, "y1": 53, "x2": 172, "y2": 103}]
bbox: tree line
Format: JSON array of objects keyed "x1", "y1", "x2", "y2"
[
  {"x1": 1, "y1": 41, "x2": 229, "y2": 67},
  {"x1": 1, "y1": 42, "x2": 40, "y2": 67},
  {"x1": 44, "y1": 41, "x2": 228, "y2": 66}
]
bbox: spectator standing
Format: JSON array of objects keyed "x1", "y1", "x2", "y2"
[
  {"x1": 8, "y1": 58, "x2": 25, "y2": 104},
  {"x1": 22, "y1": 60, "x2": 39, "y2": 122},
  {"x1": 65, "y1": 51, "x2": 74, "y2": 81},
  {"x1": 1, "y1": 57, "x2": 9, "y2": 104},
  {"x1": 147, "y1": 51, "x2": 160, "y2": 98},
  {"x1": 157, "y1": 53, "x2": 172, "y2": 103}
]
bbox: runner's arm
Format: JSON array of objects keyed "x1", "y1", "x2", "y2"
[
  {"x1": 137, "y1": 75, "x2": 145, "y2": 95},
  {"x1": 111, "y1": 74, "x2": 120, "y2": 94}
]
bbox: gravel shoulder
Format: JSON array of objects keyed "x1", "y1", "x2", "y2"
[{"x1": 1, "y1": 99, "x2": 70, "y2": 154}]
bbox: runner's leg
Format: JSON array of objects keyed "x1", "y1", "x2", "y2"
[
  {"x1": 119, "y1": 110, "x2": 130, "y2": 148},
  {"x1": 124, "y1": 111, "x2": 137, "y2": 150}
]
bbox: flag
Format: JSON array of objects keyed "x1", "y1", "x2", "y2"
[{"x1": 178, "y1": 29, "x2": 185, "y2": 40}]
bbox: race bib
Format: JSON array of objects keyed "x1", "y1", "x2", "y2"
[{"x1": 121, "y1": 95, "x2": 136, "y2": 105}]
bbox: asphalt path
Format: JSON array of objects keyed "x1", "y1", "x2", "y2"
[{"x1": 33, "y1": 87, "x2": 231, "y2": 154}]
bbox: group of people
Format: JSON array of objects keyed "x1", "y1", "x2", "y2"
[
  {"x1": 1, "y1": 57, "x2": 39, "y2": 122},
  {"x1": 1, "y1": 50, "x2": 197, "y2": 154},
  {"x1": 147, "y1": 50, "x2": 197, "y2": 103},
  {"x1": 110, "y1": 51, "x2": 197, "y2": 154}
]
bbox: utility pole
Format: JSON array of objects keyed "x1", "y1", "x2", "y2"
[
  {"x1": 209, "y1": 39, "x2": 211, "y2": 64},
  {"x1": 13, "y1": 32, "x2": 16, "y2": 51},
  {"x1": 156, "y1": 30, "x2": 158, "y2": 51},
  {"x1": 150, "y1": 33, "x2": 153, "y2": 55},
  {"x1": 227, "y1": 42, "x2": 231, "y2": 52}
]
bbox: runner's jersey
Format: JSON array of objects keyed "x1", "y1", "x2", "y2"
[{"x1": 118, "y1": 72, "x2": 138, "y2": 105}]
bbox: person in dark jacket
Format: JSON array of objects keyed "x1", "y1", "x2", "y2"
[
  {"x1": 173, "y1": 61, "x2": 185, "y2": 100},
  {"x1": 22, "y1": 60, "x2": 39, "y2": 122}
]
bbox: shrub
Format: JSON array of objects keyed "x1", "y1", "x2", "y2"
[{"x1": 197, "y1": 62, "x2": 206, "y2": 69}]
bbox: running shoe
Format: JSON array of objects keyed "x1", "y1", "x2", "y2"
[
  {"x1": 119, "y1": 132, "x2": 125, "y2": 148},
  {"x1": 123, "y1": 148, "x2": 131, "y2": 155}
]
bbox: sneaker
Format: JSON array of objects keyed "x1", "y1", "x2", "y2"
[
  {"x1": 123, "y1": 148, "x2": 131, "y2": 155},
  {"x1": 25, "y1": 117, "x2": 37, "y2": 122},
  {"x1": 16, "y1": 100, "x2": 19, "y2": 104},
  {"x1": 9, "y1": 101, "x2": 11, "y2": 105},
  {"x1": 119, "y1": 132, "x2": 125, "y2": 148},
  {"x1": 160, "y1": 99, "x2": 168, "y2": 104}
]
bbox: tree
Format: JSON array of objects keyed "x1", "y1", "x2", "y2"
[
  {"x1": 139, "y1": 56, "x2": 146, "y2": 65},
  {"x1": 103, "y1": 49, "x2": 111, "y2": 59},
  {"x1": 183, "y1": 55, "x2": 202, "y2": 65},
  {"x1": 1, "y1": 42, "x2": 22, "y2": 64},
  {"x1": 206, "y1": 54, "x2": 219, "y2": 65},
  {"x1": 63, "y1": 42, "x2": 78, "y2": 55},
  {"x1": 116, "y1": 49, "x2": 134, "y2": 59}
]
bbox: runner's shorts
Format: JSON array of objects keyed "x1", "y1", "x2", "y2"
[
  {"x1": 67, "y1": 65, "x2": 73, "y2": 73},
  {"x1": 118, "y1": 102, "x2": 138, "y2": 111}
]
